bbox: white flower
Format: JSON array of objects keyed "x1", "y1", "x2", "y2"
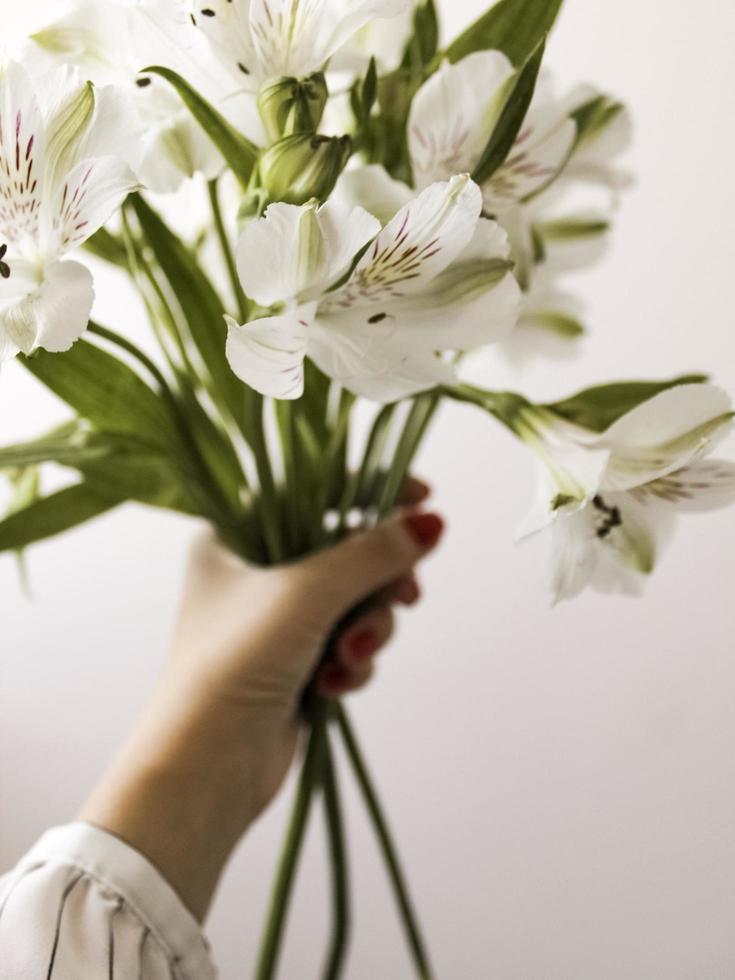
[
  {"x1": 408, "y1": 51, "x2": 576, "y2": 214},
  {"x1": 188, "y1": 0, "x2": 411, "y2": 85},
  {"x1": 226, "y1": 174, "x2": 521, "y2": 401},
  {"x1": 518, "y1": 385, "x2": 735, "y2": 602},
  {"x1": 0, "y1": 62, "x2": 138, "y2": 362},
  {"x1": 30, "y1": 0, "x2": 264, "y2": 193},
  {"x1": 561, "y1": 86, "x2": 633, "y2": 197}
]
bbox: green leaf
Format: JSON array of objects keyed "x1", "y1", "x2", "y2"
[
  {"x1": 0, "y1": 483, "x2": 122, "y2": 553},
  {"x1": 77, "y1": 454, "x2": 197, "y2": 514},
  {"x1": 144, "y1": 66, "x2": 258, "y2": 189},
  {"x1": 524, "y1": 311, "x2": 585, "y2": 337},
  {"x1": 84, "y1": 227, "x2": 129, "y2": 268},
  {"x1": 535, "y1": 218, "x2": 610, "y2": 242},
  {"x1": 545, "y1": 375, "x2": 710, "y2": 432},
  {"x1": 571, "y1": 94, "x2": 625, "y2": 150},
  {"x1": 0, "y1": 422, "x2": 101, "y2": 470},
  {"x1": 445, "y1": 0, "x2": 563, "y2": 66},
  {"x1": 21, "y1": 341, "x2": 178, "y2": 449},
  {"x1": 404, "y1": 0, "x2": 440, "y2": 68},
  {"x1": 129, "y1": 194, "x2": 247, "y2": 433},
  {"x1": 472, "y1": 39, "x2": 545, "y2": 185}
]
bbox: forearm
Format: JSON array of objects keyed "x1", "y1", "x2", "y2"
[{"x1": 78, "y1": 681, "x2": 280, "y2": 921}]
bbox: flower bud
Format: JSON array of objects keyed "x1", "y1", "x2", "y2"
[
  {"x1": 257, "y1": 73, "x2": 329, "y2": 143},
  {"x1": 259, "y1": 134, "x2": 352, "y2": 205}
]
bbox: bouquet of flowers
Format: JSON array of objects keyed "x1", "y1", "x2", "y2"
[{"x1": 2, "y1": 0, "x2": 734, "y2": 976}]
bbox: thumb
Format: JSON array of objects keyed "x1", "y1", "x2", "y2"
[{"x1": 294, "y1": 511, "x2": 445, "y2": 621}]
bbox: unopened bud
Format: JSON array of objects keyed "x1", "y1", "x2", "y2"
[
  {"x1": 257, "y1": 74, "x2": 329, "y2": 143},
  {"x1": 259, "y1": 134, "x2": 352, "y2": 205}
]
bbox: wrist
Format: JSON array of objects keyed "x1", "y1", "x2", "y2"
[{"x1": 78, "y1": 683, "x2": 276, "y2": 920}]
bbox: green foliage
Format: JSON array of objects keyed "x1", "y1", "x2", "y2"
[
  {"x1": 129, "y1": 194, "x2": 247, "y2": 435},
  {"x1": 524, "y1": 311, "x2": 585, "y2": 337},
  {"x1": 350, "y1": 58, "x2": 378, "y2": 129},
  {"x1": 571, "y1": 94, "x2": 625, "y2": 149},
  {"x1": 21, "y1": 342, "x2": 178, "y2": 450},
  {"x1": 0, "y1": 483, "x2": 122, "y2": 553},
  {"x1": 535, "y1": 218, "x2": 610, "y2": 242},
  {"x1": 545, "y1": 375, "x2": 710, "y2": 432},
  {"x1": 404, "y1": 0, "x2": 440, "y2": 69},
  {"x1": 472, "y1": 40, "x2": 546, "y2": 185},
  {"x1": 446, "y1": 0, "x2": 564, "y2": 66},
  {"x1": 144, "y1": 66, "x2": 258, "y2": 189},
  {"x1": 84, "y1": 227, "x2": 129, "y2": 268}
]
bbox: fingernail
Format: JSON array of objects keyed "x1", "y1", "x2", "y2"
[
  {"x1": 349, "y1": 629, "x2": 379, "y2": 660},
  {"x1": 404, "y1": 512, "x2": 445, "y2": 548},
  {"x1": 397, "y1": 579, "x2": 421, "y2": 605},
  {"x1": 322, "y1": 665, "x2": 352, "y2": 690}
]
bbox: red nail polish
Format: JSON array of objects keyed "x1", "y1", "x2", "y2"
[
  {"x1": 323, "y1": 665, "x2": 352, "y2": 690},
  {"x1": 350, "y1": 629, "x2": 378, "y2": 659},
  {"x1": 404, "y1": 512, "x2": 445, "y2": 548}
]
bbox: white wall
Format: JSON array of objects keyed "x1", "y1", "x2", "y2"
[{"x1": 2, "y1": 2, "x2": 735, "y2": 978}]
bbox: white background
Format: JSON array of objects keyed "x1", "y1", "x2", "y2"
[{"x1": 2, "y1": 2, "x2": 735, "y2": 978}]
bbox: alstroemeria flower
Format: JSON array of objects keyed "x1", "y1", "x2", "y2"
[
  {"x1": 30, "y1": 0, "x2": 264, "y2": 193},
  {"x1": 0, "y1": 62, "x2": 138, "y2": 362},
  {"x1": 518, "y1": 385, "x2": 735, "y2": 602},
  {"x1": 187, "y1": 0, "x2": 411, "y2": 85},
  {"x1": 408, "y1": 51, "x2": 576, "y2": 214},
  {"x1": 226, "y1": 174, "x2": 521, "y2": 401},
  {"x1": 561, "y1": 86, "x2": 633, "y2": 197}
]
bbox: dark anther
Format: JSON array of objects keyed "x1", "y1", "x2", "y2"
[
  {"x1": 0, "y1": 243, "x2": 10, "y2": 280},
  {"x1": 136, "y1": 77, "x2": 153, "y2": 88},
  {"x1": 368, "y1": 312, "x2": 388, "y2": 324},
  {"x1": 593, "y1": 494, "x2": 622, "y2": 539}
]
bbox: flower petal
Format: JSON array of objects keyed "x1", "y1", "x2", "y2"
[
  {"x1": 0, "y1": 259, "x2": 93, "y2": 355},
  {"x1": 225, "y1": 305, "x2": 314, "y2": 400},
  {"x1": 328, "y1": 175, "x2": 482, "y2": 312},
  {"x1": 315, "y1": 198, "x2": 381, "y2": 286},
  {"x1": 44, "y1": 155, "x2": 139, "y2": 254},
  {"x1": 36, "y1": 67, "x2": 96, "y2": 194},
  {"x1": 332, "y1": 164, "x2": 412, "y2": 226},
  {"x1": 409, "y1": 51, "x2": 515, "y2": 189},
  {"x1": 249, "y1": 0, "x2": 411, "y2": 79},
  {"x1": 308, "y1": 317, "x2": 453, "y2": 402},
  {"x1": 594, "y1": 492, "x2": 670, "y2": 576},
  {"x1": 548, "y1": 509, "x2": 597, "y2": 604},
  {"x1": 633, "y1": 459, "x2": 735, "y2": 512},
  {"x1": 0, "y1": 62, "x2": 47, "y2": 245},
  {"x1": 187, "y1": 0, "x2": 258, "y2": 83},
  {"x1": 236, "y1": 201, "x2": 329, "y2": 308},
  {"x1": 383, "y1": 218, "x2": 518, "y2": 347},
  {"x1": 483, "y1": 105, "x2": 576, "y2": 212},
  {"x1": 599, "y1": 384, "x2": 734, "y2": 491}
]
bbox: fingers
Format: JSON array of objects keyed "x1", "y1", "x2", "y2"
[
  {"x1": 295, "y1": 509, "x2": 445, "y2": 622},
  {"x1": 399, "y1": 476, "x2": 431, "y2": 508},
  {"x1": 316, "y1": 604, "x2": 395, "y2": 698}
]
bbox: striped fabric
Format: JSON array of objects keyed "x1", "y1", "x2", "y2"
[{"x1": 0, "y1": 824, "x2": 216, "y2": 979}]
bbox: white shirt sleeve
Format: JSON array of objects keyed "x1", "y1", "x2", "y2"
[{"x1": 0, "y1": 823, "x2": 216, "y2": 979}]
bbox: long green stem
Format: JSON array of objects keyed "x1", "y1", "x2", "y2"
[
  {"x1": 335, "y1": 706, "x2": 434, "y2": 980},
  {"x1": 208, "y1": 178, "x2": 250, "y2": 322},
  {"x1": 120, "y1": 207, "x2": 195, "y2": 378},
  {"x1": 378, "y1": 394, "x2": 440, "y2": 518},
  {"x1": 255, "y1": 702, "x2": 329, "y2": 980},
  {"x1": 87, "y1": 322, "x2": 172, "y2": 396},
  {"x1": 321, "y1": 731, "x2": 350, "y2": 980}
]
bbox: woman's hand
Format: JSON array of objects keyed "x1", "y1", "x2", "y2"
[{"x1": 79, "y1": 481, "x2": 444, "y2": 920}]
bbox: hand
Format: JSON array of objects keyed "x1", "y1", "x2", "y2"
[{"x1": 79, "y1": 481, "x2": 445, "y2": 919}]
